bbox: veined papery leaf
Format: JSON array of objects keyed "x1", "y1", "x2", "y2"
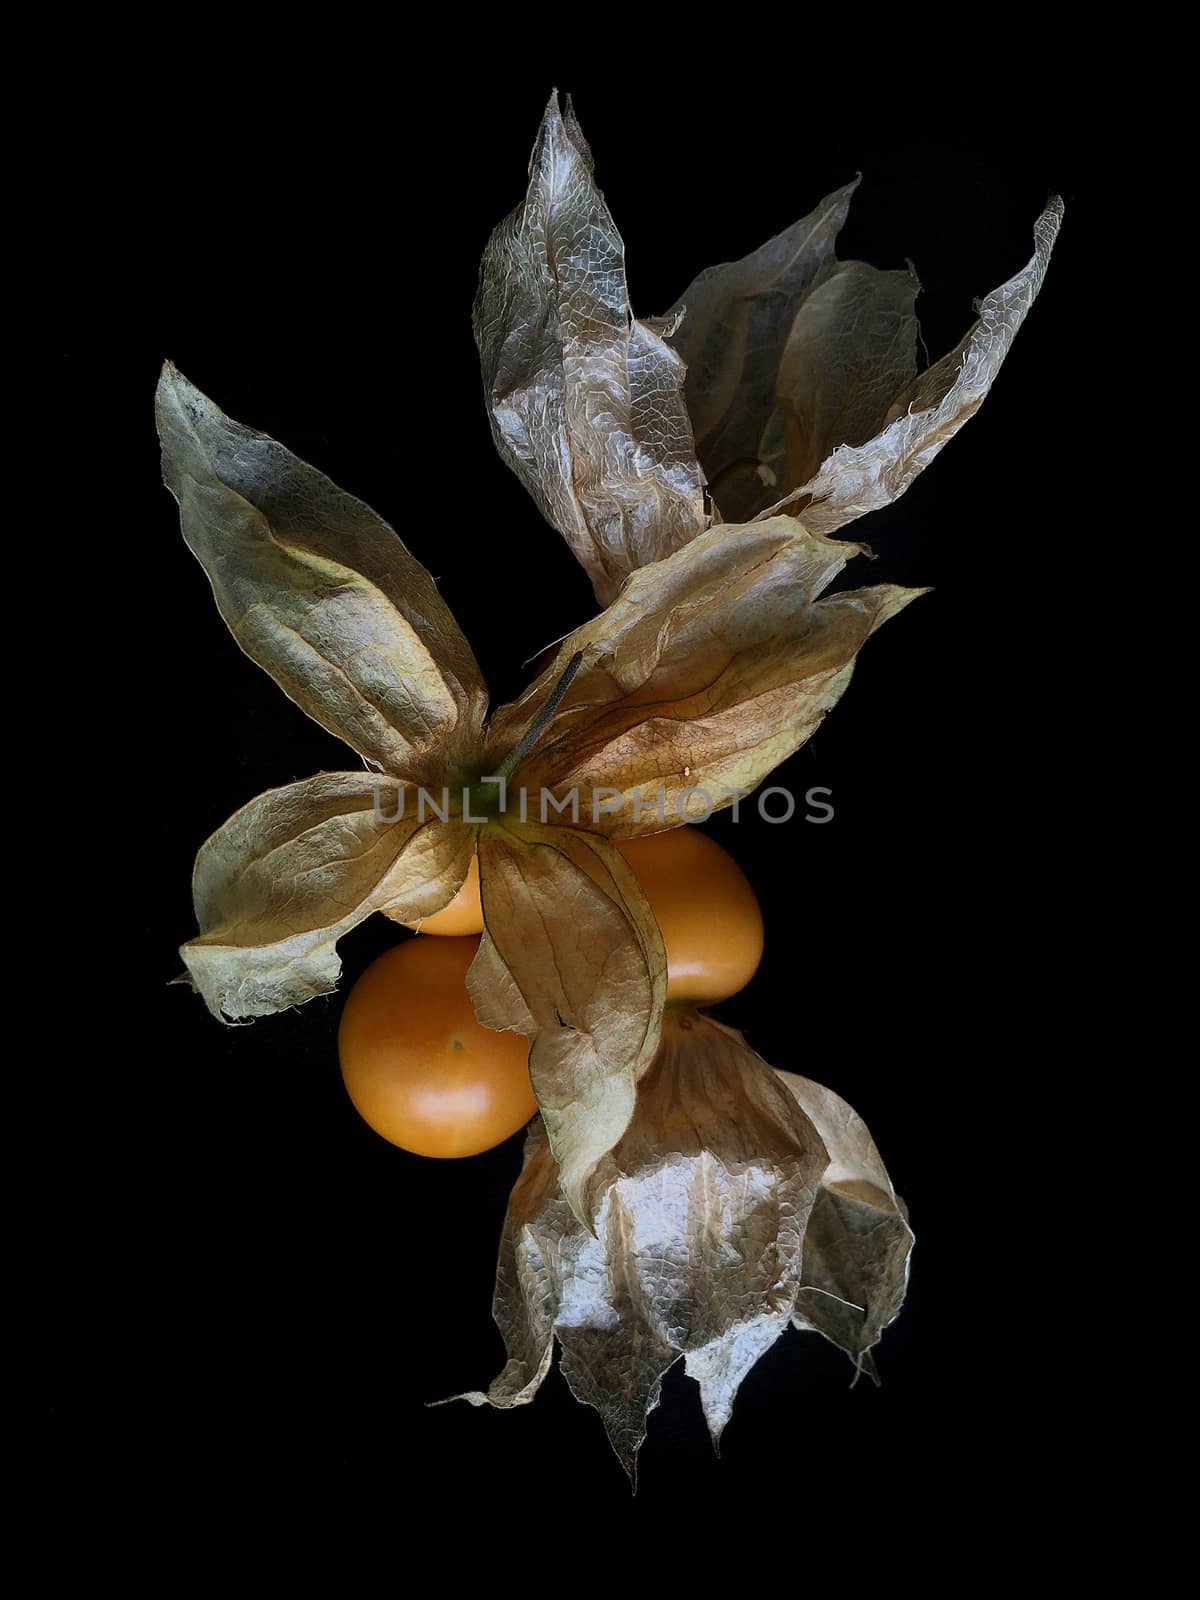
[{"x1": 452, "y1": 1012, "x2": 909, "y2": 1484}]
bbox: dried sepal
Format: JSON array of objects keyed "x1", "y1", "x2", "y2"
[
  {"x1": 452, "y1": 1012, "x2": 844, "y2": 1484},
  {"x1": 478, "y1": 106, "x2": 1060, "y2": 558},
  {"x1": 673, "y1": 195, "x2": 1063, "y2": 527},
  {"x1": 489, "y1": 517, "x2": 926, "y2": 833},
  {"x1": 474, "y1": 93, "x2": 707, "y2": 604},
  {"x1": 467, "y1": 823, "x2": 666, "y2": 1228},
  {"x1": 663, "y1": 180, "x2": 860, "y2": 517},
  {"x1": 767, "y1": 199, "x2": 1064, "y2": 533},
  {"x1": 777, "y1": 1070, "x2": 914, "y2": 1380},
  {"x1": 182, "y1": 775, "x2": 477, "y2": 1021},
  {"x1": 156, "y1": 363, "x2": 487, "y2": 782},
  {"x1": 773, "y1": 261, "x2": 921, "y2": 493}
]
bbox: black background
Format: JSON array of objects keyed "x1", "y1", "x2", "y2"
[{"x1": 57, "y1": 54, "x2": 1090, "y2": 1544}]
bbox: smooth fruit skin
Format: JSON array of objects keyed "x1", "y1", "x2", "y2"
[
  {"x1": 338, "y1": 936, "x2": 536, "y2": 1158},
  {"x1": 403, "y1": 853, "x2": 484, "y2": 936},
  {"x1": 615, "y1": 829, "x2": 763, "y2": 1004}
]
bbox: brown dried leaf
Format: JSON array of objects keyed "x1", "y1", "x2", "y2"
[
  {"x1": 774, "y1": 261, "x2": 921, "y2": 490},
  {"x1": 450, "y1": 1013, "x2": 835, "y2": 1484},
  {"x1": 777, "y1": 1070, "x2": 914, "y2": 1380},
  {"x1": 672, "y1": 257, "x2": 920, "y2": 524},
  {"x1": 474, "y1": 94, "x2": 707, "y2": 605},
  {"x1": 156, "y1": 364, "x2": 487, "y2": 782},
  {"x1": 182, "y1": 774, "x2": 477, "y2": 1021},
  {"x1": 488, "y1": 517, "x2": 925, "y2": 833},
  {"x1": 467, "y1": 823, "x2": 666, "y2": 1228},
  {"x1": 770, "y1": 199, "x2": 1063, "y2": 533},
  {"x1": 663, "y1": 181, "x2": 858, "y2": 515},
  {"x1": 479, "y1": 110, "x2": 1060, "y2": 586}
]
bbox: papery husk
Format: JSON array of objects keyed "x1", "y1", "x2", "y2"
[
  {"x1": 468, "y1": 823, "x2": 666, "y2": 1230},
  {"x1": 776, "y1": 1069, "x2": 914, "y2": 1381},
  {"x1": 670, "y1": 195, "x2": 1063, "y2": 527},
  {"x1": 487, "y1": 517, "x2": 926, "y2": 834},
  {"x1": 663, "y1": 180, "x2": 867, "y2": 507},
  {"x1": 476, "y1": 100, "x2": 1061, "y2": 584},
  {"x1": 184, "y1": 775, "x2": 478, "y2": 1021},
  {"x1": 157, "y1": 364, "x2": 487, "y2": 782},
  {"x1": 452, "y1": 1012, "x2": 911, "y2": 1484},
  {"x1": 474, "y1": 93, "x2": 707, "y2": 606},
  {"x1": 160, "y1": 365, "x2": 922, "y2": 1223}
]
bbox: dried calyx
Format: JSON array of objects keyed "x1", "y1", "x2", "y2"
[
  {"x1": 158, "y1": 367, "x2": 922, "y2": 1229},
  {"x1": 476, "y1": 92, "x2": 1061, "y2": 602},
  {"x1": 450, "y1": 1009, "x2": 913, "y2": 1486}
]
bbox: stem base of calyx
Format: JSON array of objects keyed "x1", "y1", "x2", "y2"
[
  {"x1": 494, "y1": 651, "x2": 584, "y2": 785},
  {"x1": 458, "y1": 651, "x2": 586, "y2": 825}
]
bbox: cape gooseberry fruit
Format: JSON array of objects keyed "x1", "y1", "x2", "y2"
[{"x1": 338, "y1": 936, "x2": 537, "y2": 1158}]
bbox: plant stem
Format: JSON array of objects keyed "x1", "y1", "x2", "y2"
[{"x1": 496, "y1": 651, "x2": 584, "y2": 781}]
